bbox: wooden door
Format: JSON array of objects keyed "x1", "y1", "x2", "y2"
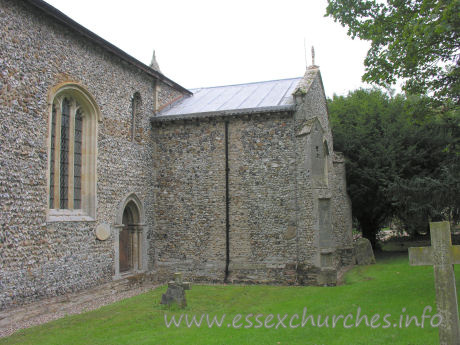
[
  {"x1": 119, "y1": 207, "x2": 133, "y2": 272},
  {"x1": 119, "y1": 227, "x2": 131, "y2": 272}
]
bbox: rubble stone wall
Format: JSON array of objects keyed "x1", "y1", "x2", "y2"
[
  {"x1": 151, "y1": 119, "x2": 227, "y2": 282},
  {"x1": 0, "y1": 0, "x2": 185, "y2": 310},
  {"x1": 0, "y1": 0, "x2": 353, "y2": 311},
  {"x1": 227, "y1": 113, "x2": 298, "y2": 284}
]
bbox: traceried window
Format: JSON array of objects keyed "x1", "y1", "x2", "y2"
[
  {"x1": 49, "y1": 97, "x2": 82, "y2": 210},
  {"x1": 48, "y1": 85, "x2": 99, "y2": 221}
]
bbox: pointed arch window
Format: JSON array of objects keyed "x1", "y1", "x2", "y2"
[
  {"x1": 131, "y1": 92, "x2": 142, "y2": 142},
  {"x1": 48, "y1": 85, "x2": 99, "y2": 221}
]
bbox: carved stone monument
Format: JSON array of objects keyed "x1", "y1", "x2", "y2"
[
  {"x1": 409, "y1": 221, "x2": 460, "y2": 345},
  {"x1": 160, "y1": 272, "x2": 191, "y2": 308},
  {"x1": 95, "y1": 223, "x2": 111, "y2": 241}
]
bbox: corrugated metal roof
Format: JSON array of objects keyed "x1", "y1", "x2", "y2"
[{"x1": 158, "y1": 77, "x2": 302, "y2": 117}]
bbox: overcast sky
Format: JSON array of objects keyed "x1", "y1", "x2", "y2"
[{"x1": 45, "y1": 0, "x2": 373, "y2": 97}]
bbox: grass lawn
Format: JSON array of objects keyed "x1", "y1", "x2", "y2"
[{"x1": 2, "y1": 253, "x2": 459, "y2": 345}]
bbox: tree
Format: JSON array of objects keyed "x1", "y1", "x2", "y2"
[
  {"x1": 328, "y1": 88, "x2": 459, "y2": 247},
  {"x1": 385, "y1": 103, "x2": 460, "y2": 234},
  {"x1": 326, "y1": 0, "x2": 460, "y2": 105}
]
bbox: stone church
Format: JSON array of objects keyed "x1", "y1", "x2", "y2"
[{"x1": 0, "y1": 0, "x2": 353, "y2": 310}]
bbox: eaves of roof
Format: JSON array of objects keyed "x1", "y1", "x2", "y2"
[{"x1": 150, "y1": 104, "x2": 296, "y2": 123}]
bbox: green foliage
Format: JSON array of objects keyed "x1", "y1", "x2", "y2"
[
  {"x1": 3, "y1": 254, "x2": 460, "y2": 344},
  {"x1": 328, "y1": 88, "x2": 459, "y2": 244},
  {"x1": 386, "y1": 102, "x2": 460, "y2": 233},
  {"x1": 325, "y1": 0, "x2": 460, "y2": 105},
  {"x1": 324, "y1": 0, "x2": 460, "y2": 238}
]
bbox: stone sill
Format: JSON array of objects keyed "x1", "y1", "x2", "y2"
[{"x1": 47, "y1": 209, "x2": 95, "y2": 222}]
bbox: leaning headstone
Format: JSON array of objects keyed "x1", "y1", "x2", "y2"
[
  {"x1": 409, "y1": 221, "x2": 460, "y2": 345},
  {"x1": 160, "y1": 272, "x2": 191, "y2": 308},
  {"x1": 353, "y1": 238, "x2": 376, "y2": 265}
]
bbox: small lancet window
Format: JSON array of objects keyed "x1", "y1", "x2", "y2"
[
  {"x1": 323, "y1": 140, "x2": 329, "y2": 186},
  {"x1": 131, "y1": 92, "x2": 142, "y2": 142}
]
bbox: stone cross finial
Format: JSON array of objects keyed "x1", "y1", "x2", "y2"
[
  {"x1": 149, "y1": 50, "x2": 161, "y2": 72},
  {"x1": 409, "y1": 221, "x2": 460, "y2": 344},
  {"x1": 174, "y1": 272, "x2": 183, "y2": 284},
  {"x1": 311, "y1": 46, "x2": 315, "y2": 66}
]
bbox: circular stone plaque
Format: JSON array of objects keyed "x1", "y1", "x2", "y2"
[{"x1": 95, "y1": 223, "x2": 111, "y2": 241}]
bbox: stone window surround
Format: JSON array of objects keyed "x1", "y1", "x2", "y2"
[
  {"x1": 130, "y1": 92, "x2": 142, "y2": 142},
  {"x1": 46, "y1": 83, "x2": 101, "y2": 222}
]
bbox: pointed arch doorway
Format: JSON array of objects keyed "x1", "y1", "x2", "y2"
[
  {"x1": 119, "y1": 201, "x2": 139, "y2": 272},
  {"x1": 114, "y1": 194, "x2": 147, "y2": 278}
]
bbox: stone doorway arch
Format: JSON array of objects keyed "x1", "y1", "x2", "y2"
[{"x1": 113, "y1": 193, "x2": 147, "y2": 279}]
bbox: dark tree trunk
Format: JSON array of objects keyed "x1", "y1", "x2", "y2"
[{"x1": 361, "y1": 222, "x2": 378, "y2": 249}]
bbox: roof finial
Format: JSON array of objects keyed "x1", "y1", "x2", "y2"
[
  {"x1": 311, "y1": 46, "x2": 315, "y2": 66},
  {"x1": 149, "y1": 50, "x2": 161, "y2": 72}
]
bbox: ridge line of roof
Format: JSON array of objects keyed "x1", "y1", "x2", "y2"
[
  {"x1": 189, "y1": 76, "x2": 303, "y2": 91},
  {"x1": 277, "y1": 78, "x2": 302, "y2": 106}
]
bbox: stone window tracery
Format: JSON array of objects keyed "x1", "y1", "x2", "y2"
[{"x1": 47, "y1": 84, "x2": 99, "y2": 221}]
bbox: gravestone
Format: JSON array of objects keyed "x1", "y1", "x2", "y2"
[
  {"x1": 353, "y1": 238, "x2": 376, "y2": 265},
  {"x1": 409, "y1": 221, "x2": 460, "y2": 345},
  {"x1": 160, "y1": 272, "x2": 191, "y2": 308}
]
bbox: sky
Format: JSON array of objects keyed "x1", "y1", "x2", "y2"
[{"x1": 45, "y1": 0, "x2": 373, "y2": 97}]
